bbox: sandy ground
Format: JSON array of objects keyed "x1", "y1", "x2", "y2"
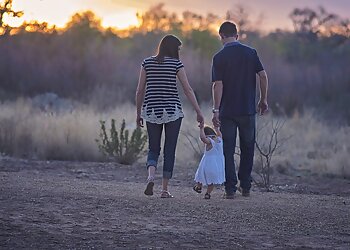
[{"x1": 0, "y1": 157, "x2": 350, "y2": 249}]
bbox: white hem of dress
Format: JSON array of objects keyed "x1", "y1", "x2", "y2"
[{"x1": 141, "y1": 104, "x2": 184, "y2": 124}]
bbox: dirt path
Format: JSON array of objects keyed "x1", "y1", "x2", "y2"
[{"x1": 0, "y1": 158, "x2": 349, "y2": 249}]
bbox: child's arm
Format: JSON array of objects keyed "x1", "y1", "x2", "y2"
[
  {"x1": 214, "y1": 126, "x2": 222, "y2": 138},
  {"x1": 199, "y1": 124, "x2": 211, "y2": 145}
]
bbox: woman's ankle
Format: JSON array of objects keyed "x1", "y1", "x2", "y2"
[
  {"x1": 147, "y1": 176, "x2": 155, "y2": 182},
  {"x1": 162, "y1": 178, "x2": 169, "y2": 192},
  {"x1": 148, "y1": 166, "x2": 156, "y2": 176}
]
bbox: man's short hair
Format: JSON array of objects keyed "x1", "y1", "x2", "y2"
[{"x1": 219, "y1": 21, "x2": 238, "y2": 37}]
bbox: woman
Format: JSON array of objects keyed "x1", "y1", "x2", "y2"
[{"x1": 136, "y1": 34, "x2": 204, "y2": 198}]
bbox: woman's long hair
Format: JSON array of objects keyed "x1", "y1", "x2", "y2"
[{"x1": 155, "y1": 35, "x2": 182, "y2": 63}]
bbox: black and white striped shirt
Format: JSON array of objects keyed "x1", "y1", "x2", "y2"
[{"x1": 141, "y1": 56, "x2": 184, "y2": 124}]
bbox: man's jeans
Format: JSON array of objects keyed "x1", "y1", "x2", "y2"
[
  {"x1": 146, "y1": 118, "x2": 182, "y2": 179},
  {"x1": 220, "y1": 115, "x2": 255, "y2": 194}
]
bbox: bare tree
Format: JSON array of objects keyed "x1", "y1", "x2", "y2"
[
  {"x1": 226, "y1": 5, "x2": 250, "y2": 33},
  {"x1": 225, "y1": 4, "x2": 264, "y2": 36},
  {"x1": 254, "y1": 117, "x2": 289, "y2": 191},
  {"x1": 289, "y1": 6, "x2": 349, "y2": 40}
]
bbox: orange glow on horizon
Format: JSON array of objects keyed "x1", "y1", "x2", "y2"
[
  {"x1": 101, "y1": 10, "x2": 140, "y2": 30},
  {"x1": 3, "y1": 0, "x2": 141, "y2": 31},
  {"x1": 2, "y1": 0, "x2": 349, "y2": 34}
]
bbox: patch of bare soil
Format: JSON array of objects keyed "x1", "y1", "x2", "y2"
[{"x1": 1, "y1": 157, "x2": 349, "y2": 249}]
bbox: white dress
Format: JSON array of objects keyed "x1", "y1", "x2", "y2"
[{"x1": 194, "y1": 137, "x2": 225, "y2": 186}]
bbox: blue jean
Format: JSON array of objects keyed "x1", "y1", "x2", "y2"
[
  {"x1": 146, "y1": 118, "x2": 182, "y2": 179},
  {"x1": 220, "y1": 115, "x2": 255, "y2": 194}
]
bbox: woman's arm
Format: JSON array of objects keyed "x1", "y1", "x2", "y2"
[
  {"x1": 135, "y1": 66, "x2": 146, "y2": 127},
  {"x1": 177, "y1": 67, "x2": 204, "y2": 125}
]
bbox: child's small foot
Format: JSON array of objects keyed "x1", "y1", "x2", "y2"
[
  {"x1": 204, "y1": 193, "x2": 211, "y2": 199},
  {"x1": 193, "y1": 184, "x2": 202, "y2": 193}
]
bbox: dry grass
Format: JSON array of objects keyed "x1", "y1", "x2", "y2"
[
  {"x1": 0, "y1": 99, "x2": 349, "y2": 178},
  {"x1": 277, "y1": 111, "x2": 350, "y2": 178},
  {"x1": 0, "y1": 99, "x2": 136, "y2": 161}
]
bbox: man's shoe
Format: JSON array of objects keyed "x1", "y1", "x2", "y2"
[
  {"x1": 238, "y1": 187, "x2": 250, "y2": 197},
  {"x1": 223, "y1": 192, "x2": 235, "y2": 199}
]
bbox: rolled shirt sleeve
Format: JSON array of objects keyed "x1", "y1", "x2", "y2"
[
  {"x1": 211, "y1": 55, "x2": 224, "y2": 82},
  {"x1": 141, "y1": 59, "x2": 146, "y2": 69},
  {"x1": 254, "y1": 50, "x2": 264, "y2": 73}
]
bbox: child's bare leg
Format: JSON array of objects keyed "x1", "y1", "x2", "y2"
[
  {"x1": 206, "y1": 184, "x2": 214, "y2": 194},
  {"x1": 204, "y1": 184, "x2": 214, "y2": 199}
]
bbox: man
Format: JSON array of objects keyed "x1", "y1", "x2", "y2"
[{"x1": 211, "y1": 21, "x2": 268, "y2": 199}]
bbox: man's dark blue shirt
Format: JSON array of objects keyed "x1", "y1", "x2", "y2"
[{"x1": 211, "y1": 41, "x2": 264, "y2": 117}]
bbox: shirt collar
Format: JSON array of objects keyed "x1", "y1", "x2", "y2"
[{"x1": 224, "y1": 41, "x2": 240, "y2": 47}]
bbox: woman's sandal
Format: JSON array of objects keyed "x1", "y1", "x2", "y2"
[
  {"x1": 204, "y1": 193, "x2": 211, "y2": 199},
  {"x1": 193, "y1": 185, "x2": 202, "y2": 194},
  {"x1": 144, "y1": 177, "x2": 155, "y2": 196},
  {"x1": 160, "y1": 190, "x2": 174, "y2": 198}
]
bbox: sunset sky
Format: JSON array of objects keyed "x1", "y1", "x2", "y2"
[{"x1": 5, "y1": 0, "x2": 350, "y2": 31}]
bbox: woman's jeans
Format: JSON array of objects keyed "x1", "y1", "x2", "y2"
[
  {"x1": 220, "y1": 115, "x2": 256, "y2": 194},
  {"x1": 146, "y1": 118, "x2": 182, "y2": 179}
]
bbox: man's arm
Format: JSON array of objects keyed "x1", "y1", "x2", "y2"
[
  {"x1": 257, "y1": 70, "x2": 268, "y2": 115},
  {"x1": 212, "y1": 80, "x2": 223, "y2": 127},
  {"x1": 213, "y1": 126, "x2": 222, "y2": 138}
]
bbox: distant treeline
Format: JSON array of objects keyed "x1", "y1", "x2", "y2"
[{"x1": 0, "y1": 3, "x2": 349, "y2": 122}]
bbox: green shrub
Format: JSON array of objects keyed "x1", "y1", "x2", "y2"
[{"x1": 96, "y1": 119, "x2": 147, "y2": 164}]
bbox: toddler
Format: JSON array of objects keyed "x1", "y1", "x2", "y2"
[{"x1": 193, "y1": 124, "x2": 225, "y2": 199}]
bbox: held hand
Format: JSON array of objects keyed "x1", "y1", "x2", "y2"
[
  {"x1": 136, "y1": 115, "x2": 144, "y2": 128},
  {"x1": 257, "y1": 100, "x2": 268, "y2": 115},
  {"x1": 196, "y1": 112, "x2": 204, "y2": 127},
  {"x1": 212, "y1": 113, "x2": 220, "y2": 127}
]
